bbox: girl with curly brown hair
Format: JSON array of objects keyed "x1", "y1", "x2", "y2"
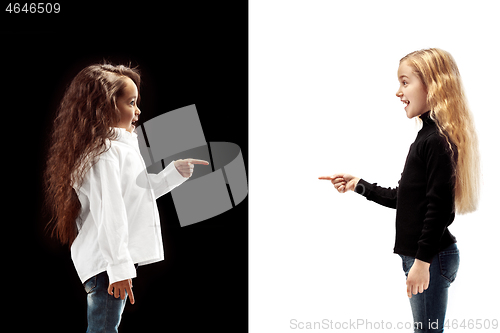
[{"x1": 44, "y1": 63, "x2": 208, "y2": 332}]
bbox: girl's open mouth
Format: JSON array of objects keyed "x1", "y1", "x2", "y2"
[{"x1": 402, "y1": 100, "x2": 410, "y2": 109}]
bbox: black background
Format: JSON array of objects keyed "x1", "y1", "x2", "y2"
[{"x1": 2, "y1": 2, "x2": 247, "y2": 332}]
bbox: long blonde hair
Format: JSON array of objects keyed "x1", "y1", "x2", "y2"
[{"x1": 400, "y1": 48, "x2": 480, "y2": 214}]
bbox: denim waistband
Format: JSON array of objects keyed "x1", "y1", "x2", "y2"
[{"x1": 398, "y1": 242, "x2": 458, "y2": 260}]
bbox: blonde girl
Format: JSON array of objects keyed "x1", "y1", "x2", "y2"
[{"x1": 320, "y1": 48, "x2": 479, "y2": 332}]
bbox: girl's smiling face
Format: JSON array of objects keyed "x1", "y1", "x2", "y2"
[
  {"x1": 116, "y1": 77, "x2": 141, "y2": 132},
  {"x1": 396, "y1": 60, "x2": 430, "y2": 119}
]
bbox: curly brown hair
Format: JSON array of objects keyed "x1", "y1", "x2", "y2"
[{"x1": 44, "y1": 63, "x2": 141, "y2": 246}]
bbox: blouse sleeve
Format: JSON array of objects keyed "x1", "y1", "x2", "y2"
[
  {"x1": 86, "y1": 157, "x2": 136, "y2": 285},
  {"x1": 354, "y1": 178, "x2": 398, "y2": 209},
  {"x1": 147, "y1": 160, "x2": 189, "y2": 199}
]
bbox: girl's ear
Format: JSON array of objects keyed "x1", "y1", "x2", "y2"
[
  {"x1": 112, "y1": 96, "x2": 121, "y2": 116},
  {"x1": 114, "y1": 105, "x2": 122, "y2": 122}
]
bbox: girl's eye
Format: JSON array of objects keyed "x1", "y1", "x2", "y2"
[
  {"x1": 130, "y1": 100, "x2": 135, "y2": 106},
  {"x1": 402, "y1": 81, "x2": 408, "y2": 86}
]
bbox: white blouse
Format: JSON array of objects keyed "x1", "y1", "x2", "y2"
[{"x1": 71, "y1": 128, "x2": 187, "y2": 285}]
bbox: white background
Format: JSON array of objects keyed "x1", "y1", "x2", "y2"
[{"x1": 249, "y1": 1, "x2": 500, "y2": 332}]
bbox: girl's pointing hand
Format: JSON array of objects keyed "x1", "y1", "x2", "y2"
[
  {"x1": 319, "y1": 174, "x2": 360, "y2": 193},
  {"x1": 174, "y1": 158, "x2": 210, "y2": 178}
]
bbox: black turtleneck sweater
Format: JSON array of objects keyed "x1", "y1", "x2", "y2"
[{"x1": 354, "y1": 111, "x2": 457, "y2": 263}]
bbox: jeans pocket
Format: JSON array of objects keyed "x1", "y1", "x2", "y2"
[
  {"x1": 83, "y1": 276, "x2": 97, "y2": 294},
  {"x1": 399, "y1": 255, "x2": 414, "y2": 277},
  {"x1": 438, "y1": 249, "x2": 460, "y2": 283}
]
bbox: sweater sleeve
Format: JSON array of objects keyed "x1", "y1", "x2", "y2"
[
  {"x1": 415, "y1": 134, "x2": 456, "y2": 263},
  {"x1": 354, "y1": 178, "x2": 398, "y2": 209}
]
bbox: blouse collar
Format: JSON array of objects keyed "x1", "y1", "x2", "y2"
[{"x1": 112, "y1": 127, "x2": 138, "y2": 143}]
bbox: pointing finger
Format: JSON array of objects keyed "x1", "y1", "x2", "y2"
[
  {"x1": 318, "y1": 175, "x2": 343, "y2": 180},
  {"x1": 188, "y1": 159, "x2": 210, "y2": 165}
]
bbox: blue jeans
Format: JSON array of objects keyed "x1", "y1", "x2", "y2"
[
  {"x1": 399, "y1": 243, "x2": 460, "y2": 333},
  {"x1": 83, "y1": 271, "x2": 128, "y2": 333}
]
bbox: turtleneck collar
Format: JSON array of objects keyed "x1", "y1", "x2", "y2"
[{"x1": 419, "y1": 111, "x2": 434, "y2": 126}]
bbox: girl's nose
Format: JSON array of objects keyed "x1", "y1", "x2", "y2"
[
  {"x1": 135, "y1": 106, "x2": 141, "y2": 115},
  {"x1": 396, "y1": 89, "x2": 403, "y2": 98}
]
